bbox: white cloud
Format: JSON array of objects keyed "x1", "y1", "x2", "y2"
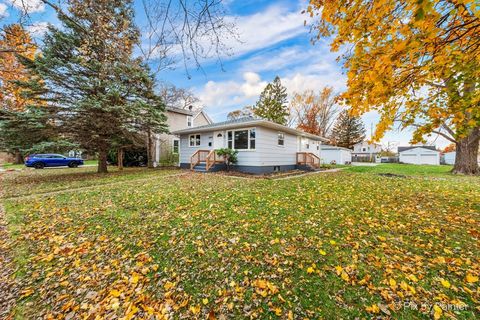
[
  {"x1": 224, "y1": 3, "x2": 307, "y2": 57},
  {"x1": 26, "y1": 21, "x2": 49, "y2": 36},
  {"x1": 5, "y1": 0, "x2": 45, "y2": 14},
  {"x1": 0, "y1": 3, "x2": 8, "y2": 18},
  {"x1": 197, "y1": 71, "x2": 267, "y2": 114}
]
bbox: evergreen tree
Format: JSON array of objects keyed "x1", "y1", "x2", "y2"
[
  {"x1": 21, "y1": 0, "x2": 167, "y2": 173},
  {"x1": 253, "y1": 76, "x2": 289, "y2": 125},
  {"x1": 0, "y1": 24, "x2": 45, "y2": 163},
  {"x1": 329, "y1": 110, "x2": 366, "y2": 149}
]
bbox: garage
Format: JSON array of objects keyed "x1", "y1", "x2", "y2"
[
  {"x1": 398, "y1": 146, "x2": 440, "y2": 165},
  {"x1": 320, "y1": 145, "x2": 352, "y2": 165}
]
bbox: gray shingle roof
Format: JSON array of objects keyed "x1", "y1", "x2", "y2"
[
  {"x1": 181, "y1": 116, "x2": 259, "y2": 131},
  {"x1": 398, "y1": 146, "x2": 438, "y2": 152},
  {"x1": 172, "y1": 116, "x2": 328, "y2": 141}
]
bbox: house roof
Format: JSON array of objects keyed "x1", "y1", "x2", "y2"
[
  {"x1": 172, "y1": 116, "x2": 328, "y2": 141},
  {"x1": 321, "y1": 145, "x2": 352, "y2": 152},
  {"x1": 398, "y1": 146, "x2": 439, "y2": 153},
  {"x1": 166, "y1": 106, "x2": 194, "y2": 116}
]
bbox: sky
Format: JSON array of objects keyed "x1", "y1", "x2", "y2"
[{"x1": 0, "y1": 0, "x2": 451, "y2": 150}]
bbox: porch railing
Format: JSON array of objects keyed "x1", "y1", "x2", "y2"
[
  {"x1": 190, "y1": 150, "x2": 210, "y2": 170},
  {"x1": 297, "y1": 152, "x2": 321, "y2": 169},
  {"x1": 191, "y1": 149, "x2": 225, "y2": 171}
]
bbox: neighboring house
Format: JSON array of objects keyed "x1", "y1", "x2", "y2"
[
  {"x1": 443, "y1": 151, "x2": 480, "y2": 165},
  {"x1": 172, "y1": 116, "x2": 327, "y2": 174},
  {"x1": 443, "y1": 151, "x2": 456, "y2": 165},
  {"x1": 320, "y1": 145, "x2": 352, "y2": 165},
  {"x1": 154, "y1": 106, "x2": 212, "y2": 166},
  {"x1": 352, "y1": 141, "x2": 382, "y2": 159},
  {"x1": 398, "y1": 146, "x2": 440, "y2": 165}
]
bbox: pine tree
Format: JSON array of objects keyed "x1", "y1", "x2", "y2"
[
  {"x1": 0, "y1": 24, "x2": 50, "y2": 163},
  {"x1": 253, "y1": 76, "x2": 289, "y2": 125},
  {"x1": 329, "y1": 110, "x2": 366, "y2": 149},
  {"x1": 21, "y1": 0, "x2": 167, "y2": 173}
]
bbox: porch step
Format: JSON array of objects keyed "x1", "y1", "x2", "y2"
[{"x1": 193, "y1": 163, "x2": 208, "y2": 172}]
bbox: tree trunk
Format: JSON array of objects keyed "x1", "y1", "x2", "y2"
[
  {"x1": 97, "y1": 149, "x2": 108, "y2": 173},
  {"x1": 117, "y1": 148, "x2": 124, "y2": 171},
  {"x1": 147, "y1": 128, "x2": 154, "y2": 169},
  {"x1": 452, "y1": 129, "x2": 479, "y2": 175},
  {"x1": 14, "y1": 149, "x2": 24, "y2": 164}
]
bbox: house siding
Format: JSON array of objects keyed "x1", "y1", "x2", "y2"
[{"x1": 178, "y1": 126, "x2": 323, "y2": 173}]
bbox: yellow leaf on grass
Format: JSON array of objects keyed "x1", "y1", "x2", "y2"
[
  {"x1": 190, "y1": 305, "x2": 201, "y2": 314},
  {"x1": 202, "y1": 298, "x2": 209, "y2": 305},
  {"x1": 365, "y1": 304, "x2": 380, "y2": 313},
  {"x1": 335, "y1": 266, "x2": 343, "y2": 275},
  {"x1": 110, "y1": 289, "x2": 121, "y2": 297},
  {"x1": 466, "y1": 274, "x2": 478, "y2": 283},
  {"x1": 389, "y1": 278, "x2": 397, "y2": 289},
  {"x1": 433, "y1": 305, "x2": 442, "y2": 319},
  {"x1": 439, "y1": 278, "x2": 451, "y2": 288},
  {"x1": 307, "y1": 267, "x2": 315, "y2": 274},
  {"x1": 130, "y1": 274, "x2": 139, "y2": 284},
  {"x1": 341, "y1": 271, "x2": 349, "y2": 282},
  {"x1": 319, "y1": 249, "x2": 326, "y2": 255},
  {"x1": 164, "y1": 281, "x2": 175, "y2": 291}
]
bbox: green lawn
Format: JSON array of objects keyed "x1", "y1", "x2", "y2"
[
  {"x1": 1, "y1": 166, "x2": 479, "y2": 319},
  {"x1": 345, "y1": 163, "x2": 455, "y2": 176}
]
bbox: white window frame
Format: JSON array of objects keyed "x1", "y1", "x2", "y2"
[
  {"x1": 227, "y1": 128, "x2": 256, "y2": 151},
  {"x1": 187, "y1": 116, "x2": 193, "y2": 127},
  {"x1": 277, "y1": 132, "x2": 285, "y2": 147},
  {"x1": 189, "y1": 134, "x2": 201, "y2": 147}
]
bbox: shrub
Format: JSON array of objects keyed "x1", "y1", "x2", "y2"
[{"x1": 216, "y1": 148, "x2": 238, "y2": 171}]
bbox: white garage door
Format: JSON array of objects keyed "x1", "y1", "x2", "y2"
[{"x1": 419, "y1": 154, "x2": 438, "y2": 165}]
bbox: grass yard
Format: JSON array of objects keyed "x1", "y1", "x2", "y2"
[{"x1": 0, "y1": 165, "x2": 479, "y2": 319}]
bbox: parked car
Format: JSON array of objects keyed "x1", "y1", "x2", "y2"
[{"x1": 25, "y1": 154, "x2": 84, "y2": 169}]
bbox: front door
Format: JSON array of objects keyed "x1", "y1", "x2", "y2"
[{"x1": 213, "y1": 131, "x2": 225, "y2": 149}]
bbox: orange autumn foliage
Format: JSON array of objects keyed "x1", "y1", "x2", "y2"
[{"x1": 0, "y1": 24, "x2": 38, "y2": 112}]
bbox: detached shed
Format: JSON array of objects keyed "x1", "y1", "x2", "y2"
[
  {"x1": 320, "y1": 145, "x2": 352, "y2": 165},
  {"x1": 398, "y1": 146, "x2": 440, "y2": 165}
]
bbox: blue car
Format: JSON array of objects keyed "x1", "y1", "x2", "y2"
[{"x1": 25, "y1": 154, "x2": 84, "y2": 169}]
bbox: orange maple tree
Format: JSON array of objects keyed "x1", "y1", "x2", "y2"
[
  {"x1": 307, "y1": 0, "x2": 479, "y2": 174},
  {"x1": 0, "y1": 24, "x2": 38, "y2": 112},
  {"x1": 290, "y1": 87, "x2": 337, "y2": 137}
]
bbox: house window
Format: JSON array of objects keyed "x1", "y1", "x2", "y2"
[
  {"x1": 277, "y1": 132, "x2": 285, "y2": 146},
  {"x1": 189, "y1": 134, "x2": 201, "y2": 147},
  {"x1": 187, "y1": 116, "x2": 193, "y2": 127},
  {"x1": 362, "y1": 147, "x2": 366, "y2": 152},
  {"x1": 227, "y1": 128, "x2": 255, "y2": 150},
  {"x1": 173, "y1": 140, "x2": 179, "y2": 153},
  {"x1": 317, "y1": 142, "x2": 320, "y2": 150}
]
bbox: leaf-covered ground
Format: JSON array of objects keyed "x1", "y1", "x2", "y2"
[{"x1": 1, "y1": 166, "x2": 479, "y2": 319}]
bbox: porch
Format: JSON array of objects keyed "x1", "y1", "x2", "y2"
[{"x1": 189, "y1": 150, "x2": 321, "y2": 173}]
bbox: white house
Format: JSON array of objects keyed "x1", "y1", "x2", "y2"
[
  {"x1": 172, "y1": 116, "x2": 327, "y2": 174},
  {"x1": 320, "y1": 145, "x2": 352, "y2": 165},
  {"x1": 154, "y1": 106, "x2": 212, "y2": 166},
  {"x1": 398, "y1": 146, "x2": 440, "y2": 165},
  {"x1": 352, "y1": 142, "x2": 382, "y2": 156},
  {"x1": 444, "y1": 151, "x2": 456, "y2": 165}
]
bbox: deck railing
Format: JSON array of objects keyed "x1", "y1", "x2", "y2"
[
  {"x1": 297, "y1": 152, "x2": 321, "y2": 169},
  {"x1": 206, "y1": 150, "x2": 216, "y2": 171},
  {"x1": 191, "y1": 149, "x2": 225, "y2": 171},
  {"x1": 190, "y1": 150, "x2": 210, "y2": 170}
]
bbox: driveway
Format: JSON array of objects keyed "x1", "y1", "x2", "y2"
[{"x1": 351, "y1": 162, "x2": 379, "y2": 166}]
